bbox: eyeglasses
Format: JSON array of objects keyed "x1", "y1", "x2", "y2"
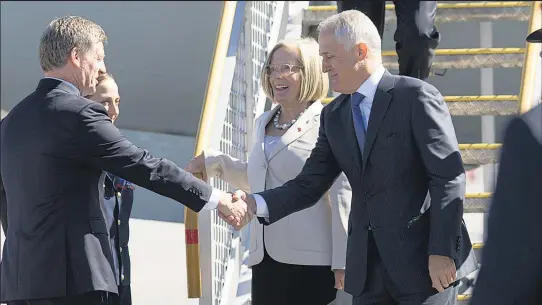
[{"x1": 265, "y1": 64, "x2": 303, "y2": 77}]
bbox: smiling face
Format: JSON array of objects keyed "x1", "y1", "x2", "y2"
[{"x1": 266, "y1": 45, "x2": 303, "y2": 105}]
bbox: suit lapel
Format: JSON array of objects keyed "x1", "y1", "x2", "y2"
[
  {"x1": 253, "y1": 108, "x2": 276, "y2": 164},
  {"x1": 362, "y1": 71, "x2": 395, "y2": 168},
  {"x1": 267, "y1": 102, "x2": 323, "y2": 162}
]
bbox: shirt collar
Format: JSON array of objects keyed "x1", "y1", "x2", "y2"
[
  {"x1": 355, "y1": 65, "x2": 386, "y2": 100},
  {"x1": 43, "y1": 77, "x2": 81, "y2": 95}
]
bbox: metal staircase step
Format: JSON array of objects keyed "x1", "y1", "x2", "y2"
[
  {"x1": 303, "y1": 2, "x2": 532, "y2": 27},
  {"x1": 460, "y1": 143, "x2": 501, "y2": 165},
  {"x1": 465, "y1": 193, "x2": 492, "y2": 213},
  {"x1": 323, "y1": 95, "x2": 519, "y2": 116},
  {"x1": 456, "y1": 244, "x2": 485, "y2": 303},
  {"x1": 445, "y1": 95, "x2": 519, "y2": 116},
  {"x1": 383, "y1": 48, "x2": 524, "y2": 70}
]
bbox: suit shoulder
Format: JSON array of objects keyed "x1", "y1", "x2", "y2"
[
  {"x1": 51, "y1": 91, "x2": 96, "y2": 113},
  {"x1": 322, "y1": 94, "x2": 347, "y2": 114},
  {"x1": 51, "y1": 94, "x2": 110, "y2": 130},
  {"x1": 512, "y1": 104, "x2": 542, "y2": 146},
  {"x1": 394, "y1": 74, "x2": 440, "y2": 93},
  {"x1": 324, "y1": 95, "x2": 346, "y2": 107}
]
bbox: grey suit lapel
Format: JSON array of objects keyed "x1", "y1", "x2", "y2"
[{"x1": 362, "y1": 71, "x2": 395, "y2": 168}]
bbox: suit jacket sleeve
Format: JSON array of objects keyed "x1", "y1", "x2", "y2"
[
  {"x1": 0, "y1": 171, "x2": 7, "y2": 234},
  {"x1": 76, "y1": 102, "x2": 212, "y2": 213},
  {"x1": 470, "y1": 114, "x2": 542, "y2": 305},
  {"x1": 257, "y1": 107, "x2": 342, "y2": 224},
  {"x1": 411, "y1": 84, "x2": 466, "y2": 260},
  {"x1": 0, "y1": 119, "x2": 5, "y2": 234},
  {"x1": 328, "y1": 172, "x2": 352, "y2": 270}
]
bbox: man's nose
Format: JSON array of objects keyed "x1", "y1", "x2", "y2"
[
  {"x1": 322, "y1": 60, "x2": 330, "y2": 73},
  {"x1": 109, "y1": 107, "x2": 118, "y2": 117}
]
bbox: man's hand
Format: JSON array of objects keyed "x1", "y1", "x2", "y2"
[
  {"x1": 227, "y1": 190, "x2": 256, "y2": 230},
  {"x1": 333, "y1": 269, "x2": 345, "y2": 290},
  {"x1": 217, "y1": 191, "x2": 246, "y2": 226},
  {"x1": 428, "y1": 255, "x2": 456, "y2": 292}
]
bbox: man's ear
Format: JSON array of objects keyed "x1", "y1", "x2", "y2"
[
  {"x1": 355, "y1": 43, "x2": 369, "y2": 61},
  {"x1": 69, "y1": 47, "x2": 82, "y2": 68}
]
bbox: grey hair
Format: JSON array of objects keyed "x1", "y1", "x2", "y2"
[
  {"x1": 317, "y1": 10, "x2": 381, "y2": 54},
  {"x1": 39, "y1": 16, "x2": 107, "y2": 72}
]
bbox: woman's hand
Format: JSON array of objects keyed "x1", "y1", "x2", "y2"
[
  {"x1": 185, "y1": 153, "x2": 207, "y2": 180},
  {"x1": 333, "y1": 269, "x2": 345, "y2": 290}
]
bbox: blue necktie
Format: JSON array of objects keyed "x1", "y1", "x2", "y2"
[{"x1": 351, "y1": 92, "x2": 367, "y2": 155}]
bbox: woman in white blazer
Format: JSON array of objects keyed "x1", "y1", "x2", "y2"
[{"x1": 187, "y1": 37, "x2": 352, "y2": 305}]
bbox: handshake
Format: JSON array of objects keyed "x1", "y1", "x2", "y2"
[
  {"x1": 216, "y1": 190, "x2": 256, "y2": 230},
  {"x1": 186, "y1": 152, "x2": 255, "y2": 230}
]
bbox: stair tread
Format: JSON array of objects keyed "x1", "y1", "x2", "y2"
[
  {"x1": 307, "y1": 2, "x2": 531, "y2": 11},
  {"x1": 383, "y1": 48, "x2": 524, "y2": 69},
  {"x1": 460, "y1": 144, "x2": 501, "y2": 165},
  {"x1": 323, "y1": 95, "x2": 518, "y2": 104},
  {"x1": 304, "y1": 2, "x2": 532, "y2": 24},
  {"x1": 466, "y1": 192, "x2": 492, "y2": 198},
  {"x1": 459, "y1": 143, "x2": 502, "y2": 149},
  {"x1": 465, "y1": 194, "x2": 492, "y2": 213},
  {"x1": 383, "y1": 48, "x2": 524, "y2": 56}
]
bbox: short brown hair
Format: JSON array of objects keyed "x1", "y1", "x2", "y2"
[{"x1": 39, "y1": 16, "x2": 107, "y2": 72}]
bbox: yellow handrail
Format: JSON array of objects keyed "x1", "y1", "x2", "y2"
[
  {"x1": 185, "y1": 1, "x2": 238, "y2": 298},
  {"x1": 518, "y1": 1, "x2": 542, "y2": 114}
]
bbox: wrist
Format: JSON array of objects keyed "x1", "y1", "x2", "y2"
[
  {"x1": 246, "y1": 194, "x2": 257, "y2": 214},
  {"x1": 219, "y1": 192, "x2": 232, "y2": 207}
]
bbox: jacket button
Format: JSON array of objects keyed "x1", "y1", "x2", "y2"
[
  {"x1": 118, "y1": 220, "x2": 121, "y2": 226},
  {"x1": 120, "y1": 248, "x2": 123, "y2": 253},
  {"x1": 121, "y1": 274, "x2": 125, "y2": 281},
  {"x1": 366, "y1": 195, "x2": 372, "y2": 201}
]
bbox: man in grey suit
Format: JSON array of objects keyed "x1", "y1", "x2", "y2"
[
  {"x1": 230, "y1": 10, "x2": 477, "y2": 304},
  {"x1": 470, "y1": 28, "x2": 542, "y2": 305},
  {"x1": 0, "y1": 16, "x2": 245, "y2": 305}
]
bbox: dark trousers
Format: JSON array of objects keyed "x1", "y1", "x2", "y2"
[
  {"x1": 118, "y1": 285, "x2": 131, "y2": 305},
  {"x1": 7, "y1": 291, "x2": 118, "y2": 305},
  {"x1": 353, "y1": 233, "x2": 458, "y2": 305},
  {"x1": 251, "y1": 247, "x2": 336, "y2": 305},
  {"x1": 337, "y1": 0, "x2": 440, "y2": 81}
]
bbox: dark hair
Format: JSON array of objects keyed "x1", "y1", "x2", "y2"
[
  {"x1": 84, "y1": 72, "x2": 115, "y2": 98},
  {"x1": 97, "y1": 72, "x2": 114, "y2": 83}
]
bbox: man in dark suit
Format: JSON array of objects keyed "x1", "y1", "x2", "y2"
[
  {"x1": 470, "y1": 28, "x2": 542, "y2": 305},
  {"x1": 0, "y1": 16, "x2": 245, "y2": 305},
  {"x1": 336, "y1": 1, "x2": 439, "y2": 81},
  {"x1": 231, "y1": 10, "x2": 476, "y2": 304}
]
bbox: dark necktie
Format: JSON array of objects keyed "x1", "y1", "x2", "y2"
[{"x1": 351, "y1": 92, "x2": 367, "y2": 155}]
